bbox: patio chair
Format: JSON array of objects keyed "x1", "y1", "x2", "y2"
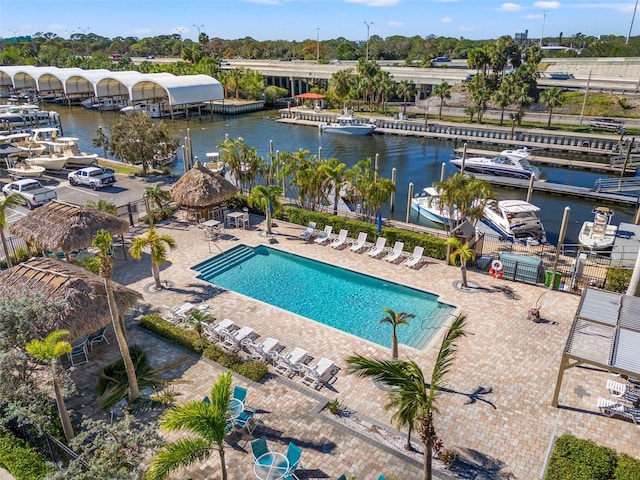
[
  {"x1": 273, "y1": 352, "x2": 297, "y2": 377},
  {"x1": 298, "y1": 221, "x2": 316, "y2": 241},
  {"x1": 233, "y1": 385, "x2": 247, "y2": 405},
  {"x1": 606, "y1": 379, "x2": 640, "y2": 400},
  {"x1": 287, "y1": 347, "x2": 310, "y2": 366},
  {"x1": 336, "y1": 476, "x2": 347, "y2": 480},
  {"x1": 367, "y1": 237, "x2": 387, "y2": 258},
  {"x1": 597, "y1": 397, "x2": 640, "y2": 425},
  {"x1": 220, "y1": 326, "x2": 258, "y2": 352},
  {"x1": 384, "y1": 241, "x2": 405, "y2": 263},
  {"x1": 330, "y1": 229, "x2": 349, "y2": 249},
  {"x1": 233, "y1": 407, "x2": 260, "y2": 435},
  {"x1": 243, "y1": 337, "x2": 282, "y2": 362},
  {"x1": 284, "y1": 442, "x2": 303, "y2": 478},
  {"x1": 68, "y1": 340, "x2": 88, "y2": 367},
  {"x1": 87, "y1": 326, "x2": 109, "y2": 351},
  {"x1": 314, "y1": 225, "x2": 333, "y2": 244},
  {"x1": 299, "y1": 357, "x2": 339, "y2": 389},
  {"x1": 349, "y1": 232, "x2": 368, "y2": 253},
  {"x1": 211, "y1": 319, "x2": 238, "y2": 341},
  {"x1": 250, "y1": 436, "x2": 271, "y2": 462},
  {"x1": 403, "y1": 246, "x2": 424, "y2": 269}
]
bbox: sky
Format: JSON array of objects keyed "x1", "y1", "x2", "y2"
[{"x1": 0, "y1": 0, "x2": 638, "y2": 43}]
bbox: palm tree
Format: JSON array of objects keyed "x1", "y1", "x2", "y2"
[
  {"x1": 146, "y1": 371, "x2": 233, "y2": 480},
  {"x1": 539, "y1": 87, "x2": 565, "y2": 128},
  {"x1": 93, "y1": 230, "x2": 140, "y2": 402},
  {"x1": 346, "y1": 314, "x2": 467, "y2": 480},
  {"x1": 25, "y1": 330, "x2": 75, "y2": 441},
  {"x1": 129, "y1": 227, "x2": 177, "y2": 291},
  {"x1": 145, "y1": 184, "x2": 171, "y2": 209},
  {"x1": 446, "y1": 237, "x2": 476, "y2": 288},
  {"x1": 0, "y1": 192, "x2": 25, "y2": 268},
  {"x1": 397, "y1": 80, "x2": 416, "y2": 117},
  {"x1": 85, "y1": 199, "x2": 128, "y2": 261},
  {"x1": 433, "y1": 81, "x2": 451, "y2": 120},
  {"x1": 247, "y1": 185, "x2": 283, "y2": 235},
  {"x1": 319, "y1": 157, "x2": 347, "y2": 215},
  {"x1": 379, "y1": 308, "x2": 414, "y2": 359}
]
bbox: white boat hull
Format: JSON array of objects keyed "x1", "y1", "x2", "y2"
[
  {"x1": 483, "y1": 200, "x2": 547, "y2": 243},
  {"x1": 578, "y1": 222, "x2": 618, "y2": 250},
  {"x1": 65, "y1": 153, "x2": 99, "y2": 167},
  {"x1": 410, "y1": 188, "x2": 461, "y2": 226},
  {"x1": 7, "y1": 164, "x2": 45, "y2": 178},
  {"x1": 25, "y1": 155, "x2": 68, "y2": 170},
  {"x1": 319, "y1": 124, "x2": 376, "y2": 135}
]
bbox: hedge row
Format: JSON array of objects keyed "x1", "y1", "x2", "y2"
[
  {"x1": 546, "y1": 435, "x2": 640, "y2": 480},
  {"x1": 139, "y1": 314, "x2": 269, "y2": 382},
  {"x1": 284, "y1": 207, "x2": 448, "y2": 261},
  {"x1": 0, "y1": 429, "x2": 50, "y2": 480}
]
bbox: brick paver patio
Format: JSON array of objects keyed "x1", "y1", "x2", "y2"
[{"x1": 67, "y1": 215, "x2": 640, "y2": 480}]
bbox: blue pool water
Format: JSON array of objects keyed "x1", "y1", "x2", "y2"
[{"x1": 192, "y1": 245, "x2": 456, "y2": 349}]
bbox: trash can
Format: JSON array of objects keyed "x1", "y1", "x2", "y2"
[{"x1": 545, "y1": 270, "x2": 562, "y2": 289}]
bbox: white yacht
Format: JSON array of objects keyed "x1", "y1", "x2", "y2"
[
  {"x1": 410, "y1": 187, "x2": 461, "y2": 227},
  {"x1": 578, "y1": 207, "x2": 618, "y2": 251},
  {"x1": 482, "y1": 199, "x2": 547, "y2": 243},
  {"x1": 319, "y1": 111, "x2": 376, "y2": 135},
  {"x1": 450, "y1": 148, "x2": 541, "y2": 180}
]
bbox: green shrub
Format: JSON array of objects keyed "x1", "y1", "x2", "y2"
[
  {"x1": 605, "y1": 267, "x2": 632, "y2": 293},
  {"x1": 545, "y1": 435, "x2": 616, "y2": 480},
  {"x1": 0, "y1": 429, "x2": 50, "y2": 479},
  {"x1": 139, "y1": 314, "x2": 268, "y2": 382},
  {"x1": 615, "y1": 454, "x2": 640, "y2": 480},
  {"x1": 284, "y1": 207, "x2": 447, "y2": 260}
]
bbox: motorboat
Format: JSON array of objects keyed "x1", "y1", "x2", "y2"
[
  {"x1": 152, "y1": 142, "x2": 177, "y2": 166},
  {"x1": 410, "y1": 187, "x2": 461, "y2": 227},
  {"x1": 0, "y1": 105, "x2": 60, "y2": 131},
  {"x1": 482, "y1": 199, "x2": 547, "y2": 244},
  {"x1": 450, "y1": 147, "x2": 541, "y2": 180},
  {"x1": 120, "y1": 101, "x2": 168, "y2": 118},
  {"x1": 204, "y1": 152, "x2": 226, "y2": 175},
  {"x1": 49, "y1": 137, "x2": 98, "y2": 167},
  {"x1": 25, "y1": 153, "x2": 69, "y2": 171},
  {"x1": 7, "y1": 162, "x2": 45, "y2": 178},
  {"x1": 319, "y1": 111, "x2": 376, "y2": 135},
  {"x1": 578, "y1": 206, "x2": 618, "y2": 251},
  {"x1": 1, "y1": 133, "x2": 46, "y2": 157},
  {"x1": 82, "y1": 97, "x2": 126, "y2": 111}
]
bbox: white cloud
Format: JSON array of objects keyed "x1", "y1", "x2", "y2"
[
  {"x1": 344, "y1": 0, "x2": 402, "y2": 6},
  {"x1": 441, "y1": 16, "x2": 453, "y2": 23},
  {"x1": 497, "y1": 3, "x2": 523, "y2": 12},
  {"x1": 533, "y1": 1, "x2": 561, "y2": 9},
  {"x1": 388, "y1": 20, "x2": 405, "y2": 27}
]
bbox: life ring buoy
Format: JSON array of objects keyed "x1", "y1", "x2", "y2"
[
  {"x1": 582, "y1": 141, "x2": 591, "y2": 148},
  {"x1": 489, "y1": 260, "x2": 504, "y2": 279}
]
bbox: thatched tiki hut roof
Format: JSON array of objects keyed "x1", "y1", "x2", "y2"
[
  {"x1": 9, "y1": 200, "x2": 129, "y2": 254},
  {"x1": 0, "y1": 257, "x2": 142, "y2": 341},
  {"x1": 170, "y1": 159, "x2": 238, "y2": 209}
]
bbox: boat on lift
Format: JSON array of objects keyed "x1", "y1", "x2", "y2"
[
  {"x1": 319, "y1": 109, "x2": 376, "y2": 135},
  {"x1": 410, "y1": 187, "x2": 461, "y2": 227},
  {"x1": 450, "y1": 147, "x2": 541, "y2": 180},
  {"x1": 482, "y1": 199, "x2": 547, "y2": 244},
  {"x1": 578, "y1": 207, "x2": 618, "y2": 251}
]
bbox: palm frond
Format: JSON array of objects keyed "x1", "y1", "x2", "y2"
[
  {"x1": 428, "y1": 314, "x2": 467, "y2": 402},
  {"x1": 146, "y1": 438, "x2": 212, "y2": 480}
]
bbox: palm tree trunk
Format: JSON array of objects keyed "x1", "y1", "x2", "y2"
[
  {"x1": 439, "y1": 100, "x2": 444, "y2": 120},
  {"x1": 152, "y1": 260, "x2": 162, "y2": 290},
  {"x1": 461, "y1": 264, "x2": 468, "y2": 288},
  {"x1": 425, "y1": 435, "x2": 433, "y2": 480},
  {"x1": 266, "y1": 208, "x2": 272, "y2": 235},
  {"x1": 0, "y1": 227, "x2": 13, "y2": 268},
  {"x1": 104, "y1": 277, "x2": 140, "y2": 400},
  {"x1": 391, "y1": 332, "x2": 398, "y2": 359},
  {"x1": 51, "y1": 367, "x2": 74, "y2": 441},
  {"x1": 405, "y1": 424, "x2": 415, "y2": 451},
  {"x1": 218, "y1": 446, "x2": 228, "y2": 480},
  {"x1": 547, "y1": 108, "x2": 553, "y2": 128}
]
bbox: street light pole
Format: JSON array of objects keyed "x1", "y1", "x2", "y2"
[
  {"x1": 77, "y1": 27, "x2": 89, "y2": 56},
  {"x1": 628, "y1": 0, "x2": 639, "y2": 44},
  {"x1": 193, "y1": 24, "x2": 204, "y2": 42},
  {"x1": 175, "y1": 28, "x2": 186, "y2": 54},
  {"x1": 364, "y1": 21, "x2": 373, "y2": 61},
  {"x1": 316, "y1": 27, "x2": 320, "y2": 63},
  {"x1": 539, "y1": 10, "x2": 548, "y2": 47}
]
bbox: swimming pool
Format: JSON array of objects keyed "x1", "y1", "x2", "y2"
[{"x1": 192, "y1": 245, "x2": 455, "y2": 349}]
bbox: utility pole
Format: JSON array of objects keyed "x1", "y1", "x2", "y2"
[
  {"x1": 364, "y1": 21, "x2": 373, "y2": 62},
  {"x1": 539, "y1": 10, "x2": 548, "y2": 47},
  {"x1": 193, "y1": 24, "x2": 204, "y2": 42},
  {"x1": 628, "y1": 0, "x2": 639, "y2": 44},
  {"x1": 579, "y1": 70, "x2": 592, "y2": 126},
  {"x1": 77, "y1": 27, "x2": 89, "y2": 57}
]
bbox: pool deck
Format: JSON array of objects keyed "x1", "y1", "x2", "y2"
[{"x1": 79, "y1": 216, "x2": 639, "y2": 479}]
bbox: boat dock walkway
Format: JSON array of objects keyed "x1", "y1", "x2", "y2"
[
  {"x1": 473, "y1": 174, "x2": 640, "y2": 207},
  {"x1": 455, "y1": 147, "x2": 637, "y2": 176}
]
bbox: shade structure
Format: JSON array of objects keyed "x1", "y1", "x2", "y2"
[
  {"x1": 294, "y1": 93, "x2": 326, "y2": 99},
  {"x1": 0, "y1": 257, "x2": 142, "y2": 341},
  {"x1": 8, "y1": 200, "x2": 129, "y2": 253},
  {"x1": 170, "y1": 159, "x2": 238, "y2": 208}
]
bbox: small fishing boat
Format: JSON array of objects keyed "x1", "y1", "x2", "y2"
[
  {"x1": 25, "y1": 153, "x2": 69, "y2": 171},
  {"x1": 578, "y1": 207, "x2": 618, "y2": 251},
  {"x1": 410, "y1": 187, "x2": 461, "y2": 227},
  {"x1": 204, "y1": 152, "x2": 226, "y2": 175},
  {"x1": 319, "y1": 110, "x2": 376, "y2": 135},
  {"x1": 7, "y1": 162, "x2": 45, "y2": 178},
  {"x1": 482, "y1": 199, "x2": 547, "y2": 244}
]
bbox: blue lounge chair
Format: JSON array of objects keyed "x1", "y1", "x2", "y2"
[
  {"x1": 284, "y1": 442, "x2": 303, "y2": 478},
  {"x1": 250, "y1": 436, "x2": 270, "y2": 462}
]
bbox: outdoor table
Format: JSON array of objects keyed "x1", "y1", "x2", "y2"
[
  {"x1": 226, "y1": 211, "x2": 246, "y2": 228},
  {"x1": 228, "y1": 398, "x2": 244, "y2": 420},
  {"x1": 202, "y1": 219, "x2": 222, "y2": 235},
  {"x1": 254, "y1": 452, "x2": 289, "y2": 480}
]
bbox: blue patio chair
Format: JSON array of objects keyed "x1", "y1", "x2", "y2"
[
  {"x1": 202, "y1": 396, "x2": 210, "y2": 403},
  {"x1": 378, "y1": 476, "x2": 387, "y2": 480},
  {"x1": 250, "y1": 436, "x2": 270, "y2": 462},
  {"x1": 87, "y1": 326, "x2": 109, "y2": 351},
  {"x1": 68, "y1": 341, "x2": 88, "y2": 367},
  {"x1": 233, "y1": 407, "x2": 259, "y2": 435},
  {"x1": 233, "y1": 385, "x2": 247, "y2": 405},
  {"x1": 284, "y1": 442, "x2": 303, "y2": 477},
  {"x1": 336, "y1": 476, "x2": 347, "y2": 480}
]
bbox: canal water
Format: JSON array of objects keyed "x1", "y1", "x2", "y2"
[{"x1": 56, "y1": 107, "x2": 638, "y2": 244}]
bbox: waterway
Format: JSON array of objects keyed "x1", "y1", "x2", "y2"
[{"x1": 56, "y1": 106, "x2": 639, "y2": 244}]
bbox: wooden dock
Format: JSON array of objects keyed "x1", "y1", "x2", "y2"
[
  {"x1": 473, "y1": 174, "x2": 640, "y2": 206},
  {"x1": 455, "y1": 147, "x2": 637, "y2": 176}
]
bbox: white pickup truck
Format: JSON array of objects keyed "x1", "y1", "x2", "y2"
[
  {"x1": 68, "y1": 166, "x2": 116, "y2": 190},
  {"x1": 2, "y1": 179, "x2": 57, "y2": 209}
]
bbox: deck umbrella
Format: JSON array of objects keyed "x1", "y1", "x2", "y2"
[
  {"x1": 169, "y1": 159, "x2": 238, "y2": 219},
  {"x1": 294, "y1": 93, "x2": 326, "y2": 99},
  {"x1": 8, "y1": 200, "x2": 129, "y2": 260},
  {"x1": 0, "y1": 257, "x2": 142, "y2": 341}
]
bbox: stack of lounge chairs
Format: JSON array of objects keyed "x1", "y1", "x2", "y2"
[{"x1": 597, "y1": 377, "x2": 640, "y2": 426}]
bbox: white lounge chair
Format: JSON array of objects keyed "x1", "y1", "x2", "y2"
[
  {"x1": 367, "y1": 237, "x2": 387, "y2": 258},
  {"x1": 161, "y1": 303, "x2": 193, "y2": 323},
  {"x1": 221, "y1": 325, "x2": 258, "y2": 352},
  {"x1": 298, "y1": 221, "x2": 316, "y2": 241},
  {"x1": 384, "y1": 241, "x2": 405, "y2": 263},
  {"x1": 314, "y1": 225, "x2": 333, "y2": 244},
  {"x1": 273, "y1": 352, "x2": 297, "y2": 377},
  {"x1": 349, "y1": 232, "x2": 368, "y2": 253},
  {"x1": 403, "y1": 246, "x2": 425, "y2": 269},
  {"x1": 597, "y1": 397, "x2": 640, "y2": 425},
  {"x1": 330, "y1": 229, "x2": 349, "y2": 249},
  {"x1": 607, "y1": 378, "x2": 640, "y2": 399},
  {"x1": 211, "y1": 318, "x2": 237, "y2": 341},
  {"x1": 287, "y1": 347, "x2": 310, "y2": 365},
  {"x1": 299, "y1": 358, "x2": 339, "y2": 389},
  {"x1": 243, "y1": 337, "x2": 282, "y2": 362}
]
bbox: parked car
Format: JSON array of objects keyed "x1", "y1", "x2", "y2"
[
  {"x1": 145, "y1": 55, "x2": 155, "y2": 59},
  {"x1": 68, "y1": 166, "x2": 116, "y2": 190},
  {"x1": 431, "y1": 56, "x2": 451, "y2": 63},
  {"x1": 2, "y1": 178, "x2": 57, "y2": 209}
]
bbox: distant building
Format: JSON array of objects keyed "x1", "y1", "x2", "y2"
[{"x1": 515, "y1": 30, "x2": 528, "y2": 44}]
